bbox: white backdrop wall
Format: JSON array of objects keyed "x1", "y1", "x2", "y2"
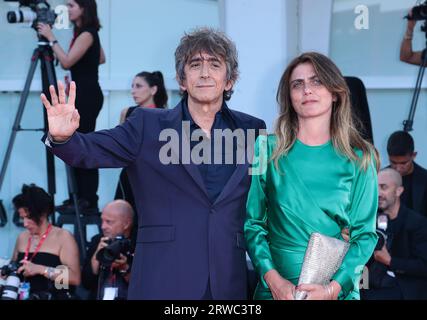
[
  {"x1": 1, "y1": 0, "x2": 427, "y2": 259},
  {"x1": 329, "y1": 0, "x2": 427, "y2": 167},
  {"x1": 0, "y1": 0, "x2": 220, "y2": 258}
]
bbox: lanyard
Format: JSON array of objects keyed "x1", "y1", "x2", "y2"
[{"x1": 24, "y1": 224, "x2": 52, "y2": 262}]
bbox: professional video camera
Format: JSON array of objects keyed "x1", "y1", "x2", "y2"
[
  {"x1": 96, "y1": 236, "x2": 133, "y2": 266},
  {"x1": 0, "y1": 262, "x2": 21, "y2": 300},
  {"x1": 407, "y1": 1, "x2": 427, "y2": 21},
  {"x1": 5, "y1": 0, "x2": 57, "y2": 30}
]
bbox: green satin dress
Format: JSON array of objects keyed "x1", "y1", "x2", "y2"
[{"x1": 245, "y1": 135, "x2": 378, "y2": 300}]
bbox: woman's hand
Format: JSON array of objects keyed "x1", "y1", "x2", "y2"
[
  {"x1": 264, "y1": 269, "x2": 295, "y2": 300},
  {"x1": 341, "y1": 228, "x2": 350, "y2": 242},
  {"x1": 37, "y1": 23, "x2": 55, "y2": 42},
  {"x1": 17, "y1": 260, "x2": 44, "y2": 277},
  {"x1": 297, "y1": 281, "x2": 341, "y2": 300}
]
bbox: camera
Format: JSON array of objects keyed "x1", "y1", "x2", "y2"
[
  {"x1": 1, "y1": 261, "x2": 20, "y2": 277},
  {"x1": 0, "y1": 262, "x2": 21, "y2": 300},
  {"x1": 374, "y1": 213, "x2": 388, "y2": 251},
  {"x1": 96, "y1": 236, "x2": 133, "y2": 266},
  {"x1": 407, "y1": 1, "x2": 427, "y2": 21},
  {"x1": 5, "y1": 0, "x2": 57, "y2": 29}
]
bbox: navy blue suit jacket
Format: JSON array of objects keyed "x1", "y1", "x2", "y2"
[{"x1": 45, "y1": 100, "x2": 266, "y2": 299}]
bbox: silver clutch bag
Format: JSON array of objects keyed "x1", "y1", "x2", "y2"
[{"x1": 294, "y1": 232, "x2": 350, "y2": 300}]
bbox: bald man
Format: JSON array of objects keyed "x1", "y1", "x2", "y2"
[
  {"x1": 81, "y1": 200, "x2": 134, "y2": 300},
  {"x1": 361, "y1": 168, "x2": 427, "y2": 300}
]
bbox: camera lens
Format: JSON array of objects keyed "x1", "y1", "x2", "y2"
[
  {"x1": 1, "y1": 273, "x2": 20, "y2": 300},
  {"x1": 6, "y1": 9, "x2": 37, "y2": 24},
  {"x1": 7, "y1": 10, "x2": 21, "y2": 23}
]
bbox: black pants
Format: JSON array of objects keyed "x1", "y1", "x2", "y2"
[
  {"x1": 360, "y1": 286, "x2": 403, "y2": 300},
  {"x1": 72, "y1": 84, "x2": 103, "y2": 210},
  {"x1": 361, "y1": 273, "x2": 403, "y2": 300}
]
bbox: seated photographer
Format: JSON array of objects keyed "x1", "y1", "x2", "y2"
[
  {"x1": 82, "y1": 200, "x2": 134, "y2": 300},
  {"x1": 400, "y1": 6, "x2": 425, "y2": 65},
  {"x1": 9, "y1": 184, "x2": 81, "y2": 299},
  {"x1": 361, "y1": 168, "x2": 427, "y2": 300}
]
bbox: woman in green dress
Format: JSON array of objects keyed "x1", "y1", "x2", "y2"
[{"x1": 245, "y1": 52, "x2": 379, "y2": 300}]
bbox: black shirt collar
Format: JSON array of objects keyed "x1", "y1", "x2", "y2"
[{"x1": 181, "y1": 96, "x2": 235, "y2": 130}]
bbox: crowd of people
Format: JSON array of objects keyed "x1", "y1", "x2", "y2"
[{"x1": 1, "y1": 3, "x2": 427, "y2": 300}]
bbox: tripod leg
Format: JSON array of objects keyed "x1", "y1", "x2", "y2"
[
  {"x1": 66, "y1": 165, "x2": 87, "y2": 261},
  {"x1": 41, "y1": 49, "x2": 87, "y2": 260},
  {"x1": 41, "y1": 47, "x2": 87, "y2": 261},
  {"x1": 404, "y1": 48, "x2": 427, "y2": 132},
  {"x1": 0, "y1": 48, "x2": 40, "y2": 191},
  {"x1": 40, "y1": 49, "x2": 57, "y2": 199}
]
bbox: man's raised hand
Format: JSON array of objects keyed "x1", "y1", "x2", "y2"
[{"x1": 41, "y1": 80, "x2": 80, "y2": 142}]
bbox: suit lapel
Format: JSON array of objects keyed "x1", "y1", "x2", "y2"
[
  {"x1": 213, "y1": 111, "x2": 255, "y2": 205},
  {"x1": 159, "y1": 102, "x2": 210, "y2": 200},
  {"x1": 213, "y1": 148, "x2": 248, "y2": 206}
]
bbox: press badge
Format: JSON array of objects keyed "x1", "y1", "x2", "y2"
[
  {"x1": 18, "y1": 282, "x2": 30, "y2": 300},
  {"x1": 103, "y1": 287, "x2": 118, "y2": 300}
]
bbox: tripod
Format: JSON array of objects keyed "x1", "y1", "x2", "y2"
[
  {"x1": 403, "y1": 22, "x2": 427, "y2": 132},
  {"x1": 0, "y1": 35, "x2": 86, "y2": 260}
]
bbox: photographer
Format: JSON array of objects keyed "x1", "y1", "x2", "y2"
[
  {"x1": 37, "y1": 0, "x2": 105, "y2": 212},
  {"x1": 7, "y1": 184, "x2": 81, "y2": 300},
  {"x1": 361, "y1": 168, "x2": 427, "y2": 300},
  {"x1": 400, "y1": 6, "x2": 424, "y2": 65},
  {"x1": 81, "y1": 200, "x2": 134, "y2": 300}
]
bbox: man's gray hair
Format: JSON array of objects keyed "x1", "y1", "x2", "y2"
[{"x1": 174, "y1": 27, "x2": 239, "y2": 101}]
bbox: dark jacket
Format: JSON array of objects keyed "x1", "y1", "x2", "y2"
[
  {"x1": 45, "y1": 99, "x2": 266, "y2": 299},
  {"x1": 81, "y1": 234, "x2": 132, "y2": 300},
  {"x1": 408, "y1": 162, "x2": 427, "y2": 217},
  {"x1": 370, "y1": 205, "x2": 427, "y2": 300}
]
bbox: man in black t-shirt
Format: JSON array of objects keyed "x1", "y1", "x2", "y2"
[
  {"x1": 361, "y1": 168, "x2": 427, "y2": 300},
  {"x1": 387, "y1": 131, "x2": 427, "y2": 217},
  {"x1": 81, "y1": 200, "x2": 134, "y2": 300}
]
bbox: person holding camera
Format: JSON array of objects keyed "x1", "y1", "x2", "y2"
[
  {"x1": 81, "y1": 200, "x2": 134, "y2": 300},
  {"x1": 7, "y1": 184, "x2": 81, "y2": 300},
  {"x1": 37, "y1": 0, "x2": 105, "y2": 212},
  {"x1": 361, "y1": 168, "x2": 427, "y2": 300},
  {"x1": 400, "y1": 7, "x2": 424, "y2": 65}
]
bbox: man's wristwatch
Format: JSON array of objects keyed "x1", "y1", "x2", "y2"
[{"x1": 49, "y1": 40, "x2": 58, "y2": 47}]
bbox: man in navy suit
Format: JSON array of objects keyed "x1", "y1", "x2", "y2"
[{"x1": 41, "y1": 28, "x2": 266, "y2": 299}]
